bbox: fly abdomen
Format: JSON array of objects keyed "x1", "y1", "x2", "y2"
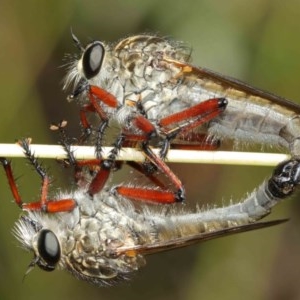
[
  {"x1": 207, "y1": 94, "x2": 300, "y2": 156},
  {"x1": 279, "y1": 114, "x2": 300, "y2": 156}
]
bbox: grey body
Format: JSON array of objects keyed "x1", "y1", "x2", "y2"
[{"x1": 15, "y1": 178, "x2": 286, "y2": 286}]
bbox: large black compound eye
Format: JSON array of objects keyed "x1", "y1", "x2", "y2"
[
  {"x1": 37, "y1": 229, "x2": 60, "y2": 272},
  {"x1": 82, "y1": 41, "x2": 105, "y2": 79}
]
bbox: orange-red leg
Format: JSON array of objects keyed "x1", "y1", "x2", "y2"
[
  {"x1": 76, "y1": 85, "x2": 119, "y2": 148},
  {"x1": 113, "y1": 186, "x2": 176, "y2": 204},
  {"x1": 159, "y1": 98, "x2": 227, "y2": 128},
  {"x1": 105, "y1": 124, "x2": 186, "y2": 203},
  {"x1": 70, "y1": 85, "x2": 227, "y2": 204},
  {"x1": 113, "y1": 98, "x2": 227, "y2": 203},
  {"x1": 158, "y1": 98, "x2": 227, "y2": 158},
  {"x1": 0, "y1": 141, "x2": 77, "y2": 213}
]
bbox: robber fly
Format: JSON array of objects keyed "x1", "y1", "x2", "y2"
[
  {"x1": 1, "y1": 139, "x2": 298, "y2": 286},
  {"x1": 64, "y1": 34, "x2": 300, "y2": 205}
]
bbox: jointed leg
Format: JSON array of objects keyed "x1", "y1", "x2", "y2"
[
  {"x1": 0, "y1": 139, "x2": 77, "y2": 213},
  {"x1": 158, "y1": 98, "x2": 227, "y2": 158},
  {"x1": 112, "y1": 99, "x2": 227, "y2": 203},
  {"x1": 68, "y1": 84, "x2": 228, "y2": 204}
]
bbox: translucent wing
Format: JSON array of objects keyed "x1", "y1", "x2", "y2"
[
  {"x1": 116, "y1": 219, "x2": 287, "y2": 256},
  {"x1": 163, "y1": 57, "x2": 300, "y2": 112}
]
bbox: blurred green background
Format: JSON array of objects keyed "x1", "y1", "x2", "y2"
[{"x1": 1, "y1": 0, "x2": 300, "y2": 299}]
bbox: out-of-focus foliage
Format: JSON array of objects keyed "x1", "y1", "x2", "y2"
[{"x1": 1, "y1": 1, "x2": 300, "y2": 299}]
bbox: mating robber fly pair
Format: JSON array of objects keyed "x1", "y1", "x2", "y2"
[{"x1": 2, "y1": 34, "x2": 300, "y2": 286}]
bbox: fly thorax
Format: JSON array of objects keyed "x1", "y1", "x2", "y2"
[{"x1": 63, "y1": 214, "x2": 146, "y2": 285}]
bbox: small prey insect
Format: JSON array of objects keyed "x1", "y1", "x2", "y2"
[
  {"x1": 64, "y1": 34, "x2": 300, "y2": 206},
  {"x1": 1, "y1": 139, "x2": 299, "y2": 286}
]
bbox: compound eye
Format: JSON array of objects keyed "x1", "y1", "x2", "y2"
[
  {"x1": 82, "y1": 41, "x2": 105, "y2": 79},
  {"x1": 37, "y1": 229, "x2": 60, "y2": 271}
]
